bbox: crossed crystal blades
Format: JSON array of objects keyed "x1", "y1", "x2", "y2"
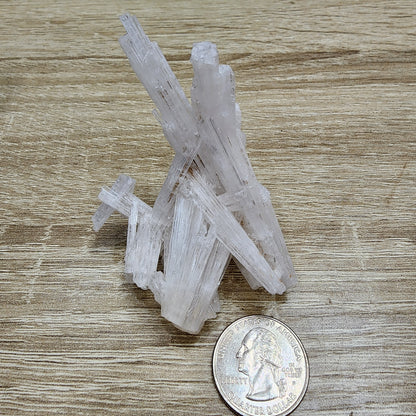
[{"x1": 92, "y1": 14, "x2": 296, "y2": 334}]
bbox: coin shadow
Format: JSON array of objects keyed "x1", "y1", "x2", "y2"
[{"x1": 218, "y1": 259, "x2": 288, "y2": 316}]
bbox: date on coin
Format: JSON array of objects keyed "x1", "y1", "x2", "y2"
[{"x1": 213, "y1": 315, "x2": 309, "y2": 416}]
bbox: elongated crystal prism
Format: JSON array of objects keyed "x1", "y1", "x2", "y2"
[{"x1": 161, "y1": 192, "x2": 230, "y2": 334}]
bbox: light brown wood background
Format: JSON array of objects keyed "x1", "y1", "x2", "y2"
[{"x1": 1, "y1": 1, "x2": 415, "y2": 415}]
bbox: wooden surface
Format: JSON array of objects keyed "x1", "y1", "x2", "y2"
[{"x1": 1, "y1": 1, "x2": 415, "y2": 415}]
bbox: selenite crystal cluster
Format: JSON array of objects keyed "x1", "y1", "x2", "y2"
[{"x1": 92, "y1": 13, "x2": 296, "y2": 334}]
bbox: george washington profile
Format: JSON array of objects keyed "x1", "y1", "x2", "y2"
[{"x1": 236, "y1": 327, "x2": 286, "y2": 401}]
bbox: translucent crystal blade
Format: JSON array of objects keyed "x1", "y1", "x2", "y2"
[
  {"x1": 98, "y1": 186, "x2": 151, "y2": 218},
  {"x1": 118, "y1": 16, "x2": 204, "y2": 287},
  {"x1": 180, "y1": 171, "x2": 286, "y2": 295},
  {"x1": 190, "y1": 42, "x2": 296, "y2": 288},
  {"x1": 92, "y1": 174, "x2": 136, "y2": 231},
  {"x1": 119, "y1": 13, "x2": 198, "y2": 155},
  {"x1": 162, "y1": 193, "x2": 230, "y2": 334}
]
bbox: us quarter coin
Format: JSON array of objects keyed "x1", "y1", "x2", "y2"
[{"x1": 213, "y1": 315, "x2": 309, "y2": 416}]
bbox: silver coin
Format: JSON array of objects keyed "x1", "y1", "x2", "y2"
[{"x1": 213, "y1": 315, "x2": 309, "y2": 416}]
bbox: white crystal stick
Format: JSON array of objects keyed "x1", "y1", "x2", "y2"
[
  {"x1": 119, "y1": 13, "x2": 199, "y2": 154},
  {"x1": 180, "y1": 170, "x2": 286, "y2": 295},
  {"x1": 119, "y1": 14, "x2": 202, "y2": 288},
  {"x1": 162, "y1": 192, "x2": 230, "y2": 334},
  {"x1": 190, "y1": 42, "x2": 297, "y2": 289},
  {"x1": 92, "y1": 174, "x2": 136, "y2": 231},
  {"x1": 97, "y1": 181, "x2": 151, "y2": 218}
]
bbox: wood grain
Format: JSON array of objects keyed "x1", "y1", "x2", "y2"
[{"x1": 1, "y1": 1, "x2": 415, "y2": 415}]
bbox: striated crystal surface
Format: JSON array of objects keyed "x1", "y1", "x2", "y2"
[
  {"x1": 161, "y1": 192, "x2": 230, "y2": 334},
  {"x1": 92, "y1": 13, "x2": 296, "y2": 333}
]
